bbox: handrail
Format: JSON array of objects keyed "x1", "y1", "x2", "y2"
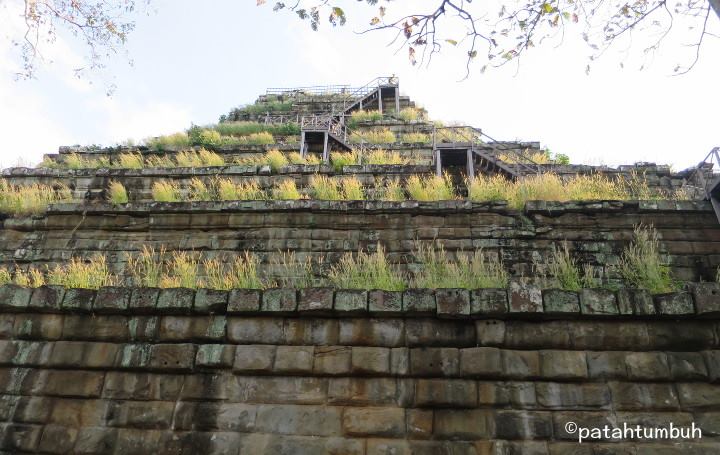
[
  {"x1": 266, "y1": 84, "x2": 355, "y2": 96},
  {"x1": 433, "y1": 126, "x2": 484, "y2": 147},
  {"x1": 342, "y1": 76, "x2": 398, "y2": 113}
]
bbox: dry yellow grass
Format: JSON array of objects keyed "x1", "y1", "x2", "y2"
[{"x1": 0, "y1": 180, "x2": 72, "y2": 215}]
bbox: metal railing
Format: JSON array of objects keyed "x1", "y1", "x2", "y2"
[
  {"x1": 261, "y1": 114, "x2": 300, "y2": 125},
  {"x1": 301, "y1": 115, "x2": 347, "y2": 140},
  {"x1": 341, "y1": 76, "x2": 398, "y2": 113},
  {"x1": 432, "y1": 126, "x2": 484, "y2": 147},
  {"x1": 266, "y1": 84, "x2": 355, "y2": 96}
]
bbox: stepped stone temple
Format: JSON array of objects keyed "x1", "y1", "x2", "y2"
[{"x1": 0, "y1": 77, "x2": 719, "y2": 454}]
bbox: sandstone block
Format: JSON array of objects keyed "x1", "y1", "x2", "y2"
[
  {"x1": 313, "y1": 346, "x2": 351, "y2": 375},
  {"x1": 460, "y1": 347, "x2": 502, "y2": 377},
  {"x1": 128, "y1": 288, "x2": 159, "y2": 313},
  {"x1": 60, "y1": 288, "x2": 95, "y2": 313},
  {"x1": 667, "y1": 352, "x2": 708, "y2": 380},
  {"x1": 339, "y1": 319, "x2": 404, "y2": 347},
  {"x1": 542, "y1": 289, "x2": 580, "y2": 314},
  {"x1": 540, "y1": 350, "x2": 588, "y2": 379},
  {"x1": 261, "y1": 288, "x2": 297, "y2": 313},
  {"x1": 410, "y1": 347, "x2": 459, "y2": 376},
  {"x1": 227, "y1": 317, "x2": 284, "y2": 344},
  {"x1": 62, "y1": 315, "x2": 127, "y2": 341},
  {"x1": 335, "y1": 290, "x2": 368, "y2": 313},
  {"x1": 0, "y1": 423, "x2": 42, "y2": 452},
  {"x1": 536, "y1": 382, "x2": 611, "y2": 409},
  {"x1": 415, "y1": 379, "x2": 477, "y2": 407},
  {"x1": 274, "y1": 346, "x2": 314, "y2": 373},
  {"x1": 478, "y1": 381, "x2": 536, "y2": 407},
  {"x1": 610, "y1": 382, "x2": 678, "y2": 410},
  {"x1": 690, "y1": 282, "x2": 720, "y2": 315},
  {"x1": 351, "y1": 347, "x2": 390, "y2": 375},
  {"x1": 106, "y1": 400, "x2": 175, "y2": 429},
  {"x1": 390, "y1": 348, "x2": 409, "y2": 376},
  {"x1": 328, "y1": 378, "x2": 397, "y2": 406},
  {"x1": 587, "y1": 351, "x2": 628, "y2": 379},
  {"x1": 654, "y1": 292, "x2": 694, "y2": 315},
  {"x1": 28, "y1": 285, "x2": 65, "y2": 313},
  {"x1": 433, "y1": 409, "x2": 494, "y2": 439},
  {"x1": 406, "y1": 319, "x2": 474, "y2": 347},
  {"x1": 343, "y1": 407, "x2": 406, "y2": 437},
  {"x1": 403, "y1": 289, "x2": 435, "y2": 315},
  {"x1": 234, "y1": 345, "x2": 276, "y2": 373},
  {"x1": 476, "y1": 320, "x2": 505, "y2": 346},
  {"x1": 368, "y1": 290, "x2": 402, "y2": 314},
  {"x1": 579, "y1": 289, "x2": 618, "y2": 315},
  {"x1": 284, "y1": 319, "x2": 339, "y2": 345},
  {"x1": 193, "y1": 288, "x2": 228, "y2": 314},
  {"x1": 470, "y1": 288, "x2": 508, "y2": 315},
  {"x1": 128, "y1": 316, "x2": 158, "y2": 341},
  {"x1": 617, "y1": 288, "x2": 655, "y2": 315},
  {"x1": 227, "y1": 289, "x2": 260, "y2": 313},
  {"x1": 406, "y1": 409, "x2": 433, "y2": 439},
  {"x1": 0, "y1": 285, "x2": 32, "y2": 312},
  {"x1": 509, "y1": 281, "x2": 543, "y2": 313},
  {"x1": 435, "y1": 289, "x2": 470, "y2": 317},
  {"x1": 625, "y1": 352, "x2": 670, "y2": 380},
  {"x1": 37, "y1": 424, "x2": 77, "y2": 454},
  {"x1": 102, "y1": 372, "x2": 184, "y2": 401},
  {"x1": 156, "y1": 288, "x2": 194, "y2": 314},
  {"x1": 494, "y1": 410, "x2": 553, "y2": 439},
  {"x1": 34, "y1": 370, "x2": 105, "y2": 397},
  {"x1": 148, "y1": 343, "x2": 196, "y2": 371},
  {"x1": 298, "y1": 287, "x2": 334, "y2": 313},
  {"x1": 73, "y1": 427, "x2": 118, "y2": 454},
  {"x1": 502, "y1": 350, "x2": 541, "y2": 379},
  {"x1": 677, "y1": 383, "x2": 720, "y2": 410},
  {"x1": 93, "y1": 286, "x2": 131, "y2": 313},
  {"x1": 196, "y1": 344, "x2": 235, "y2": 369}
]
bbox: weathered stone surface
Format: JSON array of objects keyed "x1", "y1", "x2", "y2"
[
  {"x1": 196, "y1": 344, "x2": 235, "y2": 368},
  {"x1": 343, "y1": 407, "x2": 405, "y2": 437},
  {"x1": 406, "y1": 319, "x2": 474, "y2": 347},
  {"x1": 433, "y1": 409, "x2": 494, "y2": 439},
  {"x1": 128, "y1": 288, "x2": 159, "y2": 313},
  {"x1": 542, "y1": 289, "x2": 580, "y2": 314},
  {"x1": 234, "y1": 345, "x2": 276, "y2": 372},
  {"x1": 28, "y1": 285, "x2": 65, "y2": 313},
  {"x1": 313, "y1": 346, "x2": 351, "y2": 375},
  {"x1": 148, "y1": 343, "x2": 196, "y2": 371},
  {"x1": 509, "y1": 282, "x2": 543, "y2": 313},
  {"x1": 410, "y1": 347, "x2": 459, "y2": 376},
  {"x1": 93, "y1": 287, "x2": 131, "y2": 313},
  {"x1": 502, "y1": 350, "x2": 540, "y2": 379},
  {"x1": 667, "y1": 352, "x2": 708, "y2": 380},
  {"x1": 368, "y1": 290, "x2": 402, "y2": 314},
  {"x1": 227, "y1": 289, "x2": 260, "y2": 313},
  {"x1": 580, "y1": 288, "x2": 618, "y2": 315},
  {"x1": 476, "y1": 320, "x2": 505, "y2": 346},
  {"x1": 617, "y1": 288, "x2": 655, "y2": 315},
  {"x1": 587, "y1": 351, "x2": 628, "y2": 379},
  {"x1": 261, "y1": 288, "x2": 297, "y2": 313},
  {"x1": 334, "y1": 290, "x2": 367, "y2": 313},
  {"x1": 0, "y1": 285, "x2": 32, "y2": 312},
  {"x1": 403, "y1": 289, "x2": 435, "y2": 315},
  {"x1": 415, "y1": 379, "x2": 477, "y2": 407},
  {"x1": 298, "y1": 287, "x2": 334, "y2": 313},
  {"x1": 60, "y1": 288, "x2": 95, "y2": 313},
  {"x1": 460, "y1": 347, "x2": 502, "y2": 377},
  {"x1": 351, "y1": 347, "x2": 390, "y2": 375},
  {"x1": 274, "y1": 346, "x2": 314, "y2": 373},
  {"x1": 470, "y1": 288, "x2": 508, "y2": 315},
  {"x1": 654, "y1": 292, "x2": 694, "y2": 315},
  {"x1": 539, "y1": 350, "x2": 588, "y2": 379},
  {"x1": 156, "y1": 288, "x2": 194, "y2": 314},
  {"x1": 625, "y1": 352, "x2": 671, "y2": 380},
  {"x1": 690, "y1": 282, "x2": 720, "y2": 315},
  {"x1": 435, "y1": 289, "x2": 470, "y2": 317},
  {"x1": 193, "y1": 288, "x2": 228, "y2": 314}
]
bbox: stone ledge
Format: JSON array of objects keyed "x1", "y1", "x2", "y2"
[
  {"x1": 0, "y1": 284, "x2": 717, "y2": 319},
  {"x1": 38, "y1": 199, "x2": 713, "y2": 216}
]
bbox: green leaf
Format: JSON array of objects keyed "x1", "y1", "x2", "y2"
[
  {"x1": 541, "y1": 3, "x2": 554, "y2": 13},
  {"x1": 446, "y1": 39, "x2": 458, "y2": 46}
]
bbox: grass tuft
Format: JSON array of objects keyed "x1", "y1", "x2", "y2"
[
  {"x1": 204, "y1": 252, "x2": 264, "y2": 290},
  {"x1": 151, "y1": 180, "x2": 181, "y2": 202},
  {"x1": 374, "y1": 178, "x2": 405, "y2": 201},
  {"x1": 217, "y1": 178, "x2": 265, "y2": 201},
  {"x1": 397, "y1": 107, "x2": 422, "y2": 122},
  {"x1": 406, "y1": 174, "x2": 455, "y2": 201},
  {"x1": 330, "y1": 151, "x2": 358, "y2": 172},
  {"x1": 310, "y1": 175, "x2": 342, "y2": 200},
  {"x1": 0, "y1": 180, "x2": 72, "y2": 215},
  {"x1": 410, "y1": 243, "x2": 508, "y2": 289},
  {"x1": 328, "y1": 245, "x2": 406, "y2": 291},
  {"x1": 265, "y1": 149, "x2": 289, "y2": 172},
  {"x1": 108, "y1": 181, "x2": 129, "y2": 204},
  {"x1": 401, "y1": 132, "x2": 431, "y2": 144},
  {"x1": 273, "y1": 180, "x2": 302, "y2": 200},
  {"x1": 118, "y1": 152, "x2": 144, "y2": 169},
  {"x1": 47, "y1": 256, "x2": 117, "y2": 289},
  {"x1": 349, "y1": 129, "x2": 396, "y2": 144},
  {"x1": 618, "y1": 224, "x2": 676, "y2": 294}
]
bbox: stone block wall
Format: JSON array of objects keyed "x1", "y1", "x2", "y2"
[
  {"x1": 0, "y1": 284, "x2": 719, "y2": 454},
  {"x1": 0, "y1": 200, "x2": 718, "y2": 283}
]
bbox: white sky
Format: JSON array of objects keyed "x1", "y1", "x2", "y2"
[{"x1": 0, "y1": 0, "x2": 718, "y2": 170}]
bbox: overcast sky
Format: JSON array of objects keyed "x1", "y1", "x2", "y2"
[{"x1": 0, "y1": 0, "x2": 718, "y2": 170}]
